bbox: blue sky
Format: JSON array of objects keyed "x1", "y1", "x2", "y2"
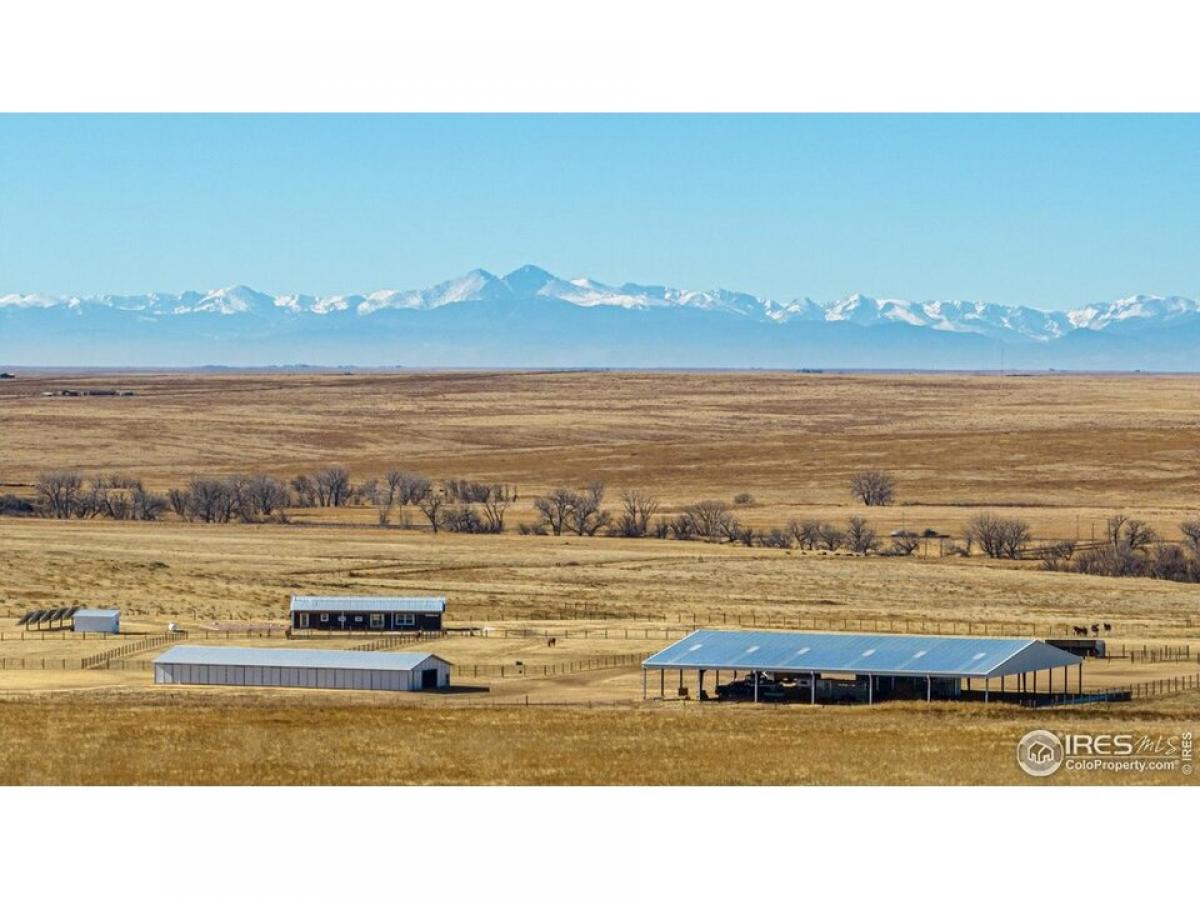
[{"x1": 1, "y1": 114, "x2": 1196, "y2": 308}]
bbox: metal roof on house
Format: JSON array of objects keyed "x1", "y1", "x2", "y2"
[
  {"x1": 155, "y1": 645, "x2": 448, "y2": 672},
  {"x1": 289, "y1": 596, "x2": 446, "y2": 613},
  {"x1": 74, "y1": 609, "x2": 120, "y2": 619},
  {"x1": 642, "y1": 629, "x2": 1082, "y2": 679}
]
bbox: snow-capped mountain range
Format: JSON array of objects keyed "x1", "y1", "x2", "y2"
[{"x1": 2, "y1": 265, "x2": 1198, "y2": 369}]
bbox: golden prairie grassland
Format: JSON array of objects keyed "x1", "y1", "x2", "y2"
[
  {"x1": 1, "y1": 370, "x2": 1198, "y2": 785},
  {"x1": 1, "y1": 518, "x2": 1199, "y2": 633},
  {"x1": 1, "y1": 369, "x2": 1199, "y2": 520},
  {"x1": 0, "y1": 688, "x2": 1195, "y2": 785}
]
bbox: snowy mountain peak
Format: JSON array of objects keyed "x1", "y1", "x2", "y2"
[{"x1": 2, "y1": 269, "x2": 1197, "y2": 350}]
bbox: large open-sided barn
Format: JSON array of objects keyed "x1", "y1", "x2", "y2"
[
  {"x1": 154, "y1": 645, "x2": 452, "y2": 691},
  {"x1": 289, "y1": 595, "x2": 445, "y2": 632},
  {"x1": 642, "y1": 629, "x2": 1086, "y2": 704}
]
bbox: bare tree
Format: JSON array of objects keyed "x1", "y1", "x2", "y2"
[
  {"x1": 568, "y1": 480, "x2": 610, "y2": 536},
  {"x1": 849, "y1": 469, "x2": 896, "y2": 506},
  {"x1": 35, "y1": 471, "x2": 83, "y2": 518},
  {"x1": 818, "y1": 523, "x2": 844, "y2": 551},
  {"x1": 290, "y1": 474, "x2": 318, "y2": 507},
  {"x1": 168, "y1": 487, "x2": 191, "y2": 520},
  {"x1": 758, "y1": 527, "x2": 793, "y2": 549},
  {"x1": 1180, "y1": 519, "x2": 1200, "y2": 554},
  {"x1": 395, "y1": 472, "x2": 432, "y2": 506},
  {"x1": 1107, "y1": 514, "x2": 1157, "y2": 552},
  {"x1": 314, "y1": 466, "x2": 352, "y2": 507},
  {"x1": 186, "y1": 477, "x2": 235, "y2": 523},
  {"x1": 966, "y1": 512, "x2": 1031, "y2": 559},
  {"x1": 680, "y1": 499, "x2": 739, "y2": 543},
  {"x1": 788, "y1": 519, "x2": 823, "y2": 551},
  {"x1": 890, "y1": 532, "x2": 920, "y2": 556},
  {"x1": 416, "y1": 489, "x2": 446, "y2": 534},
  {"x1": 533, "y1": 488, "x2": 578, "y2": 536},
  {"x1": 480, "y1": 492, "x2": 511, "y2": 533},
  {"x1": 845, "y1": 516, "x2": 878, "y2": 554},
  {"x1": 363, "y1": 477, "x2": 395, "y2": 525},
  {"x1": 131, "y1": 486, "x2": 168, "y2": 521},
  {"x1": 615, "y1": 489, "x2": 660, "y2": 537},
  {"x1": 245, "y1": 474, "x2": 290, "y2": 520}
]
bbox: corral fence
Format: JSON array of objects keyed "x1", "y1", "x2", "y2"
[
  {"x1": 0, "y1": 629, "x2": 129, "y2": 642},
  {"x1": 1006, "y1": 672, "x2": 1200, "y2": 707},
  {"x1": 458, "y1": 606, "x2": 1196, "y2": 640},
  {"x1": 453, "y1": 653, "x2": 643, "y2": 680},
  {"x1": 0, "y1": 657, "x2": 154, "y2": 671},
  {"x1": 80, "y1": 631, "x2": 186, "y2": 669},
  {"x1": 1105, "y1": 644, "x2": 1192, "y2": 662},
  {"x1": 350, "y1": 632, "x2": 441, "y2": 652}
]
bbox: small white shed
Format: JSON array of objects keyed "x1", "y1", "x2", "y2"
[
  {"x1": 73, "y1": 609, "x2": 120, "y2": 634},
  {"x1": 154, "y1": 645, "x2": 452, "y2": 692}
]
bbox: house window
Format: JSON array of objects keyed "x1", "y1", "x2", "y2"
[
  {"x1": 354, "y1": 615, "x2": 363, "y2": 623},
  {"x1": 319, "y1": 613, "x2": 329, "y2": 623},
  {"x1": 397, "y1": 613, "x2": 415, "y2": 627},
  {"x1": 370, "y1": 614, "x2": 384, "y2": 628},
  {"x1": 298, "y1": 613, "x2": 309, "y2": 628}
]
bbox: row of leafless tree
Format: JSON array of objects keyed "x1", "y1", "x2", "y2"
[
  {"x1": 32, "y1": 472, "x2": 169, "y2": 521},
  {"x1": 1041, "y1": 514, "x2": 1200, "y2": 583},
  {"x1": 19, "y1": 469, "x2": 1200, "y2": 580}
]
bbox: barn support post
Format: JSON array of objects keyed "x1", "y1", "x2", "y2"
[
  {"x1": 699, "y1": 668, "x2": 705, "y2": 700},
  {"x1": 926, "y1": 675, "x2": 931, "y2": 703},
  {"x1": 642, "y1": 667, "x2": 647, "y2": 700},
  {"x1": 660, "y1": 669, "x2": 664, "y2": 699},
  {"x1": 1078, "y1": 662, "x2": 1083, "y2": 695},
  {"x1": 1033, "y1": 670, "x2": 1037, "y2": 694},
  {"x1": 985, "y1": 678, "x2": 989, "y2": 703},
  {"x1": 1048, "y1": 668, "x2": 1052, "y2": 696},
  {"x1": 1063, "y1": 666, "x2": 1068, "y2": 700},
  {"x1": 868, "y1": 674, "x2": 873, "y2": 705},
  {"x1": 753, "y1": 671, "x2": 759, "y2": 704},
  {"x1": 810, "y1": 671, "x2": 816, "y2": 705}
]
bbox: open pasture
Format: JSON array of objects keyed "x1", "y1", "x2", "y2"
[{"x1": 1, "y1": 371, "x2": 1198, "y2": 784}]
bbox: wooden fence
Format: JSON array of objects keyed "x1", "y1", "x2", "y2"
[
  {"x1": 80, "y1": 632, "x2": 185, "y2": 669},
  {"x1": 1107, "y1": 644, "x2": 1192, "y2": 662},
  {"x1": 350, "y1": 632, "x2": 439, "y2": 652},
  {"x1": 452, "y1": 653, "x2": 644, "y2": 680}
]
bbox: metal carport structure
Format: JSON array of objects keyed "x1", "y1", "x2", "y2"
[{"x1": 641, "y1": 629, "x2": 1086, "y2": 704}]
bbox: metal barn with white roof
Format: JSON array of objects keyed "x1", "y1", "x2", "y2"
[
  {"x1": 154, "y1": 645, "x2": 451, "y2": 692},
  {"x1": 642, "y1": 629, "x2": 1086, "y2": 704},
  {"x1": 73, "y1": 608, "x2": 121, "y2": 634},
  {"x1": 289, "y1": 595, "x2": 445, "y2": 632}
]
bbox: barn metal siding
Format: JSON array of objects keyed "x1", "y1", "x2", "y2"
[
  {"x1": 153, "y1": 646, "x2": 451, "y2": 692},
  {"x1": 73, "y1": 609, "x2": 120, "y2": 634}
]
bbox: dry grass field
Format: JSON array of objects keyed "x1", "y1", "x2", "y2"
[
  {"x1": 1, "y1": 370, "x2": 1198, "y2": 784},
  {"x1": 0, "y1": 688, "x2": 1194, "y2": 785}
]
